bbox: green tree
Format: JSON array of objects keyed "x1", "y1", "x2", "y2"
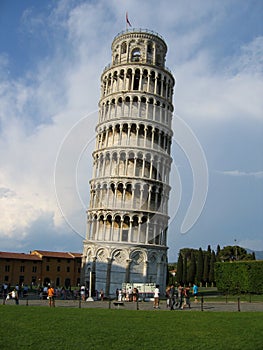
[
  {"x1": 176, "y1": 253, "x2": 183, "y2": 284},
  {"x1": 209, "y1": 251, "x2": 216, "y2": 285},
  {"x1": 187, "y1": 251, "x2": 196, "y2": 284},
  {"x1": 216, "y1": 244, "x2": 221, "y2": 261},
  {"x1": 196, "y1": 248, "x2": 204, "y2": 285},
  {"x1": 203, "y1": 253, "x2": 210, "y2": 285},
  {"x1": 183, "y1": 255, "x2": 187, "y2": 285},
  {"x1": 218, "y1": 246, "x2": 254, "y2": 262}
]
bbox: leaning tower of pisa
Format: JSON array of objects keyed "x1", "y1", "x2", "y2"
[{"x1": 82, "y1": 29, "x2": 175, "y2": 296}]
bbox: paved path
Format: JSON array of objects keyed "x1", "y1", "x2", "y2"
[{"x1": 4, "y1": 298, "x2": 263, "y2": 312}]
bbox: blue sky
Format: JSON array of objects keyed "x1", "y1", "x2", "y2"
[{"x1": 0, "y1": 0, "x2": 262, "y2": 261}]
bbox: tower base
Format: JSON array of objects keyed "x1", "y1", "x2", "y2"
[{"x1": 82, "y1": 241, "x2": 168, "y2": 297}]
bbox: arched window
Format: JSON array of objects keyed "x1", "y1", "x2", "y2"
[
  {"x1": 147, "y1": 42, "x2": 153, "y2": 54},
  {"x1": 131, "y1": 48, "x2": 141, "y2": 62},
  {"x1": 121, "y1": 42, "x2": 127, "y2": 54},
  {"x1": 147, "y1": 42, "x2": 153, "y2": 64},
  {"x1": 114, "y1": 54, "x2": 119, "y2": 64},
  {"x1": 133, "y1": 69, "x2": 140, "y2": 90}
]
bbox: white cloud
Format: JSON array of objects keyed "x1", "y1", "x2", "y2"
[
  {"x1": 175, "y1": 38, "x2": 263, "y2": 122},
  {"x1": 216, "y1": 170, "x2": 263, "y2": 178}
]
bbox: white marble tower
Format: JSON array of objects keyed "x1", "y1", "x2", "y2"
[{"x1": 82, "y1": 29, "x2": 175, "y2": 296}]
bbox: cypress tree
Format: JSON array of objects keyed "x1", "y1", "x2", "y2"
[
  {"x1": 187, "y1": 251, "x2": 196, "y2": 284},
  {"x1": 203, "y1": 253, "x2": 210, "y2": 286},
  {"x1": 176, "y1": 253, "x2": 183, "y2": 284},
  {"x1": 209, "y1": 250, "x2": 216, "y2": 286},
  {"x1": 196, "y1": 248, "x2": 204, "y2": 285},
  {"x1": 183, "y1": 255, "x2": 187, "y2": 285},
  {"x1": 216, "y1": 244, "x2": 221, "y2": 261}
]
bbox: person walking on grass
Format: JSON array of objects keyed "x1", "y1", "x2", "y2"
[{"x1": 47, "y1": 284, "x2": 55, "y2": 307}]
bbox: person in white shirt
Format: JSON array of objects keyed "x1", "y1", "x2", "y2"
[{"x1": 153, "y1": 285, "x2": 160, "y2": 308}]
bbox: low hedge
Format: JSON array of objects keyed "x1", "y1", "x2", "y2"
[{"x1": 215, "y1": 260, "x2": 263, "y2": 294}]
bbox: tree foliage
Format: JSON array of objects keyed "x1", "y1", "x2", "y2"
[
  {"x1": 196, "y1": 248, "x2": 204, "y2": 284},
  {"x1": 173, "y1": 245, "x2": 256, "y2": 288},
  {"x1": 187, "y1": 251, "x2": 196, "y2": 284},
  {"x1": 209, "y1": 251, "x2": 216, "y2": 284},
  {"x1": 215, "y1": 261, "x2": 263, "y2": 294},
  {"x1": 176, "y1": 253, "x2": 183, "y2": 284}
]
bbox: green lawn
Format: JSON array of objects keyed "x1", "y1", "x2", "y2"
[{"x1": 1, "y1": 306, "x2": 262, "y2": 350}]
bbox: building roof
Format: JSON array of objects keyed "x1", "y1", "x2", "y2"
[
  {"x1": 0, "y1": 251, "x2": 42, "y2": 261},
  {"x1": 31, "y1": 250, "x2": 82, "y2": 259},
  {"x1": 68, "y1": 252, "x2": 82, "y2": 258}
]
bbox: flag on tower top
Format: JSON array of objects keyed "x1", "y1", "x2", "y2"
[{"x1": 126, "y1": 12, "x2": 132, "y2": 27}]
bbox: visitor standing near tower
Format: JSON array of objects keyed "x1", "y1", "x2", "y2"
[
  {"x1": 153, "y1": 284, "x2": 160, "y2": 308},
  {"x1": 47, "y1": 284, "x2": 55, "y2": 307},
  {"x1": 193, "y1": 283, "x2": 198, "y2": 303}
]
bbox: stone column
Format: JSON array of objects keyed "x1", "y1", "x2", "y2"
[
  {"x1": 125, "y1": 259, "x2": 132, "y2": 283},
  {"x1": 105, "y1": 258, "x2": 112, "y2": 297}
]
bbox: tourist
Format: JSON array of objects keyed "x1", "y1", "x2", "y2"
[
  {"x1": 118, "y1": 289, "x2": 122, "y2": 301},
  {"x1": 169, "y1": 284, "x2": 176, "y2": 310},
  {"x1": 177, "y1": 284, "x2": 183, "y2": 309},
  {"x1": 193, "y1": 283, "x2": 198, "y2": 302},
  {"x1": 128, "y1": 287, "x2": 133, "y2": 301},
  {"x1": 47, "y1": 284, "x2": 55, "y2": 307},
  {"x1": 182, "y1": 285, "x2": 191, "y2": 309},
  {"x1": 80, "y1": 285, "x2": 86, "y2": 301},
  {"x1": 153, "y1": 284, "x2": 160, "y2": 309},
  {"x1": 133, "y1": 287, "x2": 139, "y2": 302},
  {"x1": 166, "y1": 286, "x2": 170, "y2": 308}
]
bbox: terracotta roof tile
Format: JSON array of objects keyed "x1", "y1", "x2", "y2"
[
  {"x1": 0, "y1": 251, "x2": 41, "y2": 261},
  {"x1": 31, "y1": 250, "x2": 82, "y2": 259}
]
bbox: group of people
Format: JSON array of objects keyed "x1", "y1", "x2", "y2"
[
  {"x1": 5, "y1": 288, "x2": 19, "y2": 305},
  {"x1": 165, "y1": 283, "x2": 198, "y2": 310},
  {"x1": 2, "y1": 282, "x2": 29, "y2": 302},
  {"x1": 116, "y1": 287, "x2": 139, "y2": 302}
]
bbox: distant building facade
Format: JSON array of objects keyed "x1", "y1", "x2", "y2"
[{"x1": 0, "y1": 250, "x2": 82, "y2": 287}]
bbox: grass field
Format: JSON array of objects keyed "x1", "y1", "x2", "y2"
[{"x1": 0, "y1": 306, "x2": 262, "y2": 350}]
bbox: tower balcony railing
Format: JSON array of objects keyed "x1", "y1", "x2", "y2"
[{"x1": 113, "y1": 28, "x2": 166, "y2": 42}]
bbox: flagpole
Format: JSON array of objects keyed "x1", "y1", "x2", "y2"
[{"x1": 126, "y1": 12, "x2": 132, "y2": 31}]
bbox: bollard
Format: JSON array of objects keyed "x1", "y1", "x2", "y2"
[
  {"x1": 201, "y1": 294, "x2": 204, "y2": 311},
  {"x1": 79, "y1": 296, "x2": 81, "y2": 308},
  {"x1": 26, "y1": 298, "x2": 28, "y2": 306},
  {"x1": 109, "y1": 300, "x2": 111, "y2": 309},
  {"x1": 237, "y1": 297, "x2": 240, "y2": 312},
  {"x1": 136, "y1": 300, "x2": 139, "y2": 310}
]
